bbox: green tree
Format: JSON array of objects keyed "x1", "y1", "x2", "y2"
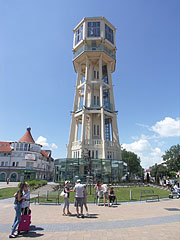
[
  {"x1": 162, "y1": 144, "x2": 180, "y2": 172},
  {"x1": 121, "y1": 149, "x2": 143, "y2": 177},
  {"x1": 150, "y1": 164, "x2": 167, "y2": 183}
]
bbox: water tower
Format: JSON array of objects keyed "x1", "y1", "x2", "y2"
[{"x1": 67, "y1": 17, "x2": 121, "y2": 161}]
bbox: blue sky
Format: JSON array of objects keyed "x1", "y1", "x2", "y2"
[{"x1": 0, "y1": 0, "x2": 179, "y2": 169}]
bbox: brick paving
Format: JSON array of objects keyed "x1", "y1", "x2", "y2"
[{"x1": 0, "y1": 198, "x2": 179, "y2": 239}]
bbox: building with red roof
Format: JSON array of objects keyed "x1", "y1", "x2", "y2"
[{"x1": 0, "y1": 127, "x2": 54, "y2": 182}]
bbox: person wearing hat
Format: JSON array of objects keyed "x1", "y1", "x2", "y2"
[
  {"x1": 73, "y1": 179, "x2": 85, "y2": 218},
  {"x1": 62, "y1": 180, "x2": 72, "y2": 216}
]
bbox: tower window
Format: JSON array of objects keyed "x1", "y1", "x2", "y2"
[
  {"x1": 94, "y1": 125, "x2": 96, "y2": 135},
  {"x1": 94, "y1": 96, "x2": 96, "y2": 105},
  {"x1": 94, "y1": 70, "x2": 99, "y2": 79},
  {"x1": 94, "y1": 71, "x2": 96, "y2": 79},
  {"x1": 105, "y1": 24, "x2": 114, "y2": 44},
  {"x1": 75, "y1": 25, "x2": 83, "y2": 45},
  {"x1": 88, "y1": 22, "x2": 100, "y2": 37},
  {"x1": 97, "y1": 125, "x2": 100, "y2": 136},
  {"x1": 97, "y1": 96, "x2": 100, "y2": 106}
]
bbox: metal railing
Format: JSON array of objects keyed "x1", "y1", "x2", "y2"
[{"x1": 73, "y1": 44, "x2": 116, "y2": 60}]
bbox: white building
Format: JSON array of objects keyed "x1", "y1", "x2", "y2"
[
  {"x1": 67, "y1": 17, "x2": 122, "y2": 161},
  {"x1": 0, "y1": 127, "x2": 54, "y2": 182}
]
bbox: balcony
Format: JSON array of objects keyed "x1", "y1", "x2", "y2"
[
  {"x1": 72, "y1": 140, "x2": 102, "y2": 149},
  {"x1": 105, "y1": 140, "x2": 115, "y2": 147},
  {"x1": 72, "y1": 141, "x2": 82, "y2": 147},
  {"x1": 73, "y1": 43, "x2": 116, "y2": 60},
  {"x1": 85, "y1": 139, "x2": 102, "y2": 146}
]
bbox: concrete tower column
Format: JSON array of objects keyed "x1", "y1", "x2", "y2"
[{"x1": 81, "y1": 56, "x2": 89, "y2": 144}]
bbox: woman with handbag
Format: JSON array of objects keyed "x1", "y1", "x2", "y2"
[{"x1": 62, "y1": 180, "x2": 72, "y2": 216}]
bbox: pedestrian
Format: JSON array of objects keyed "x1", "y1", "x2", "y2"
[
  {"x1": 83, "y1": 184, "x2": 88, "y2": 216},
  {"x1": 7, "y1": 177, "x2": 10, "y2": 185},
  {"x1": 62, "y1": 180, "x2": 72, "y2": 216},
  {"x1": 73, "y1": 179, "x2": 84, "y2": 218},
  {"x1": 109, "y1": 187, "x2": 116, "y2": 206},
  {"x1": 94, "y1": 180, "x2": 101, "y2": 205},
  {"x1": 21, "y1": 182, "x2": 31, "y2": 215},
  {"x1": 101, "y1": 182, "x2": 109, "y2": 207},
  {"x1": 9, "y1": 182, "x2": 25, "y2": 238}
]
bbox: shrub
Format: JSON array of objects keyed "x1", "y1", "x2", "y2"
[{"x1": 18, "y1": 179, "x2": 48, "y2": 190}]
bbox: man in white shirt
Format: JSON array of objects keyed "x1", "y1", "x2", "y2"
[
  {"x1": 73, "y1": 179, "x2": 84, "y2": 218},
  {"x1": 101, "y1": 182, "x2": 109, "y2": 207}
]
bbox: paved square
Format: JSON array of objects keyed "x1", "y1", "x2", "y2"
[{"x1": 0, "y1": 198, "x2": 179, "y2": 239}]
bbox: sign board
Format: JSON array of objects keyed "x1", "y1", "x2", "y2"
[{"x1": 25, "y1": 154, "x2": 36, "y2": 161}]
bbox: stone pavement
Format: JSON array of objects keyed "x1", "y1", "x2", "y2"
[
  {"x1": 0, "y1": 199, "x2": 179, "y2": 240},
  {"x1": 0, "y1": 182, "x2": 19, "y2": 189}
]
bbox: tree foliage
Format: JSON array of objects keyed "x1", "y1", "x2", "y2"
[
  {"x1": 150, "y1": 164, "x2": 168, "y2": 183},
  {"x1": 121, "y1": 149, "x2": 143, "y2": 177},
  {"x1": 162, "y1": 144, "x2": 180, "y2": 172}
]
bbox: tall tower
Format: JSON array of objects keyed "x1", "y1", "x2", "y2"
[{"x1": 67, "y1": 17, "x2": 121, "y2": 161}]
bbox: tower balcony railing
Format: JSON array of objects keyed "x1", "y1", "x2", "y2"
[
  {"x1": 105, "y1": 140, "x2": 116, "y2": 147},
  {"x1": 73, "y1": 44, "x2": 116, "y2": 60},
  {"x1": 72, "y1": 139, "x2": 102, "y2": 148},
  {"x1": 75, "y1": 103, "x2": 114, "y2": 112},
  {"x1": 85, "y1": 139, "x2": 102, "y2": 145}
]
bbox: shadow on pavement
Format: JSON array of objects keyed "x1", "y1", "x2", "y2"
[
  {"x1": 68, "y1": 213, "x2": 99, "y2": 219},
  {"x1": 164, "y1": 208, "x2": 180, "y2": 211},
  {"x1": 17, "y1": 225, "x2": 44, "y2": 238}
]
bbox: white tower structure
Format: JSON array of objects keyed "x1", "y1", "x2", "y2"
[{"x1": 67, "y1": 17, "x2": 121, "y2": 161}]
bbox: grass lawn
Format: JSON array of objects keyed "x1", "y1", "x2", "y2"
[
  {"x1": 0, "y1": 187, "x2": 18, "y2": 199},
  {"x1": 33, "y1": 186, "x2": 169, "y2": 204}
]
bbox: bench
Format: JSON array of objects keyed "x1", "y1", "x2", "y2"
[
  {"x1": 34, "y1": 191, "x2": 61, "y2": 205},
  {"x1": 140, "y1": 190, "x2": 159, "y2": 201}
]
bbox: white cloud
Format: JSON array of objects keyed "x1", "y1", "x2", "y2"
[
  {"x1": 151, "y1": 117, "x2": 180, "y2": 137},
  {"x1": 122, "y1": 139, "x2": 151, "y2": 153},
  {"x1": 36, "y1": 136, "x2": 49, "y2": 147},
  {"x1": 36, "y1": 136, "x2": 58, "y2": 149},
  {"x1": 122, "y1": 139, "x2": 164, "y2": 169},
  {"x1": 50, "y1": 143, "x2": 58, "y2": 149},
  {"x1": 123, "y1": 116, "x2": 179, "y2": 169}
]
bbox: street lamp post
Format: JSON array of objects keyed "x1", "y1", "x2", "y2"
[{"x1": 82, "y1": 148, "x2": 93, "y2": 195}]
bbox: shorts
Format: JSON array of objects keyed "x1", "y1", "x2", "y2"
[
  {"x1": 74, "y1": 197, "x2": 83, "y2": 207},
  {"x1": 83, "y1": 197, "x2": 87, "y2": 204},
  {"x1": 103, "y1": 192, "x2": 108, "y2": 197}
]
